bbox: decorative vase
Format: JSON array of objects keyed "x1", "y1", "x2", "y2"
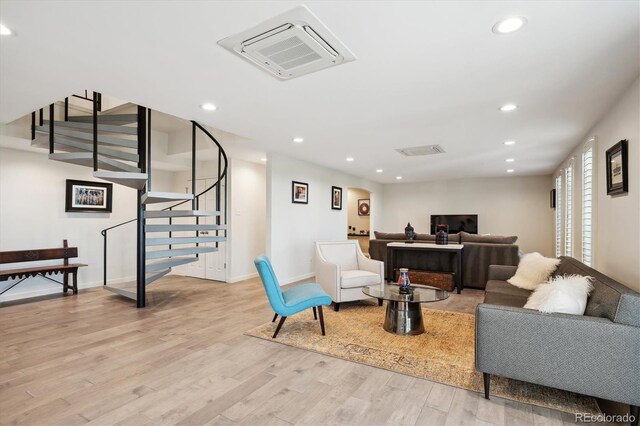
[
  {"x1": 404, "y1": 222, "x2": 416, "y2": 241},
  {"x1": 435, "y1": 224, "x2": 449, "y2": 245},
  {"x1": 398, "y1": 268, "x2": 411, "y2": 293}
]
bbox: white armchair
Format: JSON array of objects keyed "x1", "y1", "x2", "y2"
[{"x1": 314, "y1": 240, "x2": 384, "y2": 311}]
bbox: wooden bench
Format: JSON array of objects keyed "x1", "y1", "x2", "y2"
[{"x1": 0, "y1": 240, "x2": 87, "y2": 296}]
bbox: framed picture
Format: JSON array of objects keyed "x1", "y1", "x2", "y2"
[
  {"x1": 65, "y1": 179, "x2": 113, "y2": 212},
  {"x1": 550, "y1": 189, "x2": 556, "y2": 209},
  {"x1": 331, "y1": 186, "x2": 342, "y2": 210},
  {"x1": 606, "y1": 139, "x2": 628, "y2": 195},
  {"x1": 292, "y1": 181, "x2": 308, "y2": 204},
  {"x1": 358, "y1": 199, "x2": 370, "y2": 216}
]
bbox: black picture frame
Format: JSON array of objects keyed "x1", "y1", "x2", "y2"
[
  {"x1": 358, "y1": 199, "x2": 370, "y2": 216},
  {"x1": 331, "y1": 186, "x2": 342, "y2": 210},
  {"x1": 550, "y1": 189, "x2": 556, "y2": 209},
  {"x1": 292, "y1": 181, "x2": 309, "y2": 204},
  {"x1": 606, "y1": 139, "x2": 628, "y2": 196},
  {"x1": 65, "y1": 179, "x2": 113, "y2": 212}
]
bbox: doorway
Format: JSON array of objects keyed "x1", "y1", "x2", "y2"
[
  {"x1": 347, "y1": 188, "x2": 371, "y2": 256},
  {"x1": 184, "y1": 178, "x2": 227, "y2": 281}
]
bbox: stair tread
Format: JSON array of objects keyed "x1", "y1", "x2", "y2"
[
  {"x1": 146, "y1": 256, "x2": 199, "y2": 271},
  {"x1": 94, "y1": 171, "x2": 148, "y2": 190},
  {"x1": 146, "y1": 236, "x2": 226, "y2": 246},
  {"x1": 44, "y1": 119, "x2": 137, "y2": 135},
  {"x1": 142, "y1": 192, "x2": 195, "y2": 204},
  {"x1": 104, "y1": 282, "x2": 137, "y2": 300},
  {"x1": 145, "y1": 210, "x2": 221, "y2": 218},
  {"x1": 145, "y1": 246, "x2": 218, "y2": 259},
  {"x1": 36, "y1": 125, "x2": 138, "y2": 148},
  {"x1": 146, "y1": 224, "x2": 227, "y2": 232},
  {"x1": 68, "y1": 114, "x2": 137, "y2": 124},
  {"x1": 36, "y1": 136, "x2": 139, "y2": 162},
  {"x1": 49, "y1": 152, "x2": 141, "y2": 173}
]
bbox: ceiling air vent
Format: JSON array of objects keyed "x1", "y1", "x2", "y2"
[
  {"x1": 218, "y1": 6, "x2": 356, "y2": 80},
  {"x1": 396, "y1": 145, "x2": 446, "y2": 157}
]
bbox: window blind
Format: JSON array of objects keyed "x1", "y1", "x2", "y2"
[
  {"x1": 555, "y1": 174, "x2": 562, "y2": 257},
  {"x1": 582, "y1": 147, "x2": 593, "y2": 265},
  {"x1": 565, "y1": 164, "x2": 572, "y2": 257}
]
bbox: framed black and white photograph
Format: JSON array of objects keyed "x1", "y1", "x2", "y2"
[
  {"x1": 606, "y1": 139, "x2": 628, "y2": 195},
  {"x1": 65, "y1": 179, "x2": 113, "y2": 212},
  {"x1": 292, "y1": 181, "x2": 309, "y2": 204},
  {"x1": 331, "y1": 186, "x2": 342, "y2": 210},
  {"x1": 358, "y1": 199, "x2": 370, "y2": 216}
]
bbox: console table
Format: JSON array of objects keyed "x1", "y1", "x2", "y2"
[{"x1": 386, "y1": 242, "x2": 464, "y2": 294}]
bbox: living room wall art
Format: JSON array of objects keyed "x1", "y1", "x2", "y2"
[
  {"x1": 292, "y1": 181, "x2": 309, "y2": 204},
  {"x1": 331, "y1": 186, "x2": 342, "y2": 210},
  {"x1": 606, "y1": 139, "x2": 628, "y2": 195},
  {"x1": 65, "y1": 179, "x2": 113, "y2": 213},
  {"x1": 358, "y1": 199, "x2": 370, "y2": 216}
]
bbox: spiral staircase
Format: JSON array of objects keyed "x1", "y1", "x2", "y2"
[{"x1": 30, "y1": 92, "x2": 227, "y2": 308}]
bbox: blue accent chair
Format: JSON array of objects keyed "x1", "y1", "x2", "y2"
[{"x1": 254, "y1": 255, "x2": 332, "y2": 338}]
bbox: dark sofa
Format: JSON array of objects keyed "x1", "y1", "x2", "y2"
[
  {"x1": 370, "y1": 231, "x2": 519, "y2": 289},
  {"x1": 476, "y1": 256, "x2": 640, "y2": 422}
]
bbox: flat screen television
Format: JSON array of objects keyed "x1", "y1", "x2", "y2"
[{"x1": 430, "y1": 214, "x2": 478, "y2": 234}]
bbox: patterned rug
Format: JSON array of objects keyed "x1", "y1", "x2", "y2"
[{"x1": 245, "y1": 304, "x2": 600, "y2": 415}]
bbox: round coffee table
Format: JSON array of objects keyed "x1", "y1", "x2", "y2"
[{"x1": 362, "y1": 284, "x2": 449, "y2": 335}]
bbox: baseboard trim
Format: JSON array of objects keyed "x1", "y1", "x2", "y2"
[
  {"x1": 280, "y1": 272, "x2": 315, "y2": 286},
  {"x1": 0, "y1": 275, "x2": 135, "y2": 302},
  {"x1": 227, "y1": 272, "x2": 258, "y2": 283}
]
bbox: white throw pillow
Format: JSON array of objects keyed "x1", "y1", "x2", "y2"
[
  {"x1": 507, "y1": 252, "x2": 560, "y2": 290},
  {"x1": 524, "y1": 274, "x2": 594, "y2": 315}
]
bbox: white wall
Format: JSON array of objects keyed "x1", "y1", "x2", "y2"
[
  {"x1": 381, "y1": 175, "x2": 554, "y2": 255},
  {"x1": 347, "y1": 188, "x2": 371, "y2": 234},
  {"x1": 227, "y1": 158, "x2": 266, "y2": 282},
  {"x1": 0, "y1": 147, "x2": 173, "y2": 301},
  {"x1": 554, "y1": 76, "x2": 639, "y2": 291},
  {"x1": 267, "y1": 153, "x2": 383, "y2": 284}
]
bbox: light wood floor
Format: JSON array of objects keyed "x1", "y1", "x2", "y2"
[{"x1": 0, "y1": 276, "x2": 591, "y2": 426}]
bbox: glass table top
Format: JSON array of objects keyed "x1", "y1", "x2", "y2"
[{"x1": 362, "y1": 283, "x2": 449, "y2": 303}]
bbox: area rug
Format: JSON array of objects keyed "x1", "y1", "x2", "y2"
[{"x1": 245, "y1": 304, "x2": 600, "y2": 415}]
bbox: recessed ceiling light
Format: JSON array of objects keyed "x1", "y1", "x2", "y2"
[
  {"x1": 396, "y1": 176, "x2": 403, "y2": 180},
  {"x1": 500, "y1": 104, "x2": 517, "y2": 112},
  {"x1": 588, "y1": 138, "x2": 595, "y2": 142},
  {"x1": 346, "y1": 157, "x2": 354, "y2": 162},
  {"x1": 504, "y1": 140, "x2": 516, "y2": 146},
  {"x1": 260, "y1": 157, "x2": 267, "y2": 162},
  {"x1": 376, "y1": 169, "x2": 383, "y2": 173},
  {"x1": 293, "y1": 137, "x2": 304, "y2": 143},
  {"x1": 492, "y1": 16, "x2": 527, "y2": 34},
  {"x1": 0, "y1": 24, "x2": 12, "y2": 36},
  {"x1": 505, "y1": 158, "x2": 515, "y2": 163},
  {"x1": 201, "y1": 103, "x2": 217, "y2": 111},
  {"x1": 506, "y1": 169, "x2": 515, "y2": 173}
]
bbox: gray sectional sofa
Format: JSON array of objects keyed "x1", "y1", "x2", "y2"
[{"x1": 476, "y1": 256, "x2": 640, "y2": 423}]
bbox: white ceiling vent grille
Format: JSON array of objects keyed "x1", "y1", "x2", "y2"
[
  {"x1": 396, "y1": 145, "x2": 446, "y2": 157},
  {"x1": 218, "y1": 6, "x2": 356, "y2": 80}
]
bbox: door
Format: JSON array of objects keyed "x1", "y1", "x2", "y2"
[
  {"x1": 204, "y1": 179, "x2": 226, "y2": 281},
  {"x1": 184, "y1": 178, "x2": 227, "y2": 282}
]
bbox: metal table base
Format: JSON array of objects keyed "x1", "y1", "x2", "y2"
[{"x1": 383, "y1": 300, "x2": 425, "y2": 335}]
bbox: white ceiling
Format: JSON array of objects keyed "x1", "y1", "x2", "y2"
[{"x1": 1, "y1": 1, "x2": 638, "y2": 183}]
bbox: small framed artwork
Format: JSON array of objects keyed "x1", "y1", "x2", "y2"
[
  {"x1": 606, "y1": 139, "x2": 628, "y2": 195},
  {"x1": 331, "y1": 186, "x2": 342, "y2": 210},
  {"x1": 292, "y1": 181, "x2": 309, "y2": 204},
  {"x1": 550, "y1": 189, "x2": 556, "y2": 209},
  {"x1": 358, "y1": 199, "x2": 370, "y2": 216},
  {"x1": 65, "y1": 179, "x2": 113, "y2": 212}
]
